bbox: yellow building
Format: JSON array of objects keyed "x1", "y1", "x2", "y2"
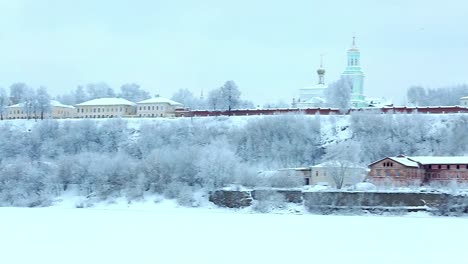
[
  {"x1": 136, "y1": 97, "x2": 184, "y2": 117},
  {"x1": 6, "y1": 100, "x2": 75, "y2": 119},
  {"x1": 75, "y1": 98, "x2": 137, "y2": 118}
]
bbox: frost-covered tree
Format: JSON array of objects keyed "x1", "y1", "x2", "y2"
[
  {"x1": 171, "y1": 88, "x2": 205, "y2": 110},
  {"x1": 74, "y1": 85, "x2": 88, "y2": 103},
  {"x1": 238, "y1": 99, "x2": 255, "y2": 109},
  {"x1": 322, "y1": 140, "x2": 362, "y2": 189},
  {"x1": 208, "y1": 88, "x2": 223, "y2": 110},
  {"x1": 9, "y1": 82, "x2": 28, "y2": 105},
  {"x1": 119, "y1": 83, "x2": 150, "y2": 103},
  {"x1": 195, "y1": 139, "x2": 240, "y2": 189},
  {"x1": 407, "y1": 86, "x2": 427, "y2": 106},
  {"x1": 36, "y1": 86, "x2": 51, "y2": 120},
  {"x1": 325, "y1": 77, "x2": 352, "y2": 111},
  {"x1": 232, "y1": 115, "x2": 322, "y2": 167},
  {"x1": 407, "y1": 84, "x2": 468, "y2": 106},
  {"x1": 86, "y1": 83, "x2": 115, "y2": 99},
  {"x1": 0, "y1": 88, "x2": 10, "y2": 120},
  {"x1": 207, "y1": 81, "x2": 242, "y2": 112},
  {"x1": 221, "y1": 80, "x2": 241, "y2": 112},
  {"x1": 22, "y1": 86, "x2": 37, "y2": 120}
]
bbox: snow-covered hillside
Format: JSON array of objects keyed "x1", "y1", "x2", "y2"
[{"x1": 0, "y1": 113, "x2": 466, "y2": 207}]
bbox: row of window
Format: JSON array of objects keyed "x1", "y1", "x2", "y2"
[
  {"x1": 139, "y1": 105, "x2": 165, "y2": 111},
  {"x1": 315, "y1": 171, "x2": 327, "y2": 177},
  {"x1": 382, "y1": 162, "x2": 394, "y2": 167},
  {"x1": 83, "y1": 115, "x2": 119, "y2": 118},
  {"x1": 349, "y1": 58, "x2": 359, "y2": 66},
  {"x1": 426, "y1": 172, "x2": 468, "y2": 179},
  {"x1": 78, "y1": 107, "x2": 125, "y2": 113},
  {"x1": 382, "y1": 162, "x2": 467, "y2": 170},
  {"x1": 426, "y1": 165, "x2": 468, "y2": 170},
  {"x1": 77, "y1": 105, "x2": 167, "y2": 113},
  {"x1": 374, "y1": 168, "x2": 468, "y2": 178},
  {"x1": 139, "y1": 114, "x2": 165, "y2": 117}
]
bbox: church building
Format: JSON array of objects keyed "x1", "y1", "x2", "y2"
[
  {"x1": 342, "y1": 36, "x2": 367, "y2": 107},
  {"x1": 295, "y1": 58, "x2": 328, "y2": 108},
  {"x1": 295, "y1": 36, "x2": 370, "y2": 108}
]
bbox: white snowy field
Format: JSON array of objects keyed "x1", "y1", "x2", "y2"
[{"x1": 0, "y1": 203, "x2": 466, "y2": 264}]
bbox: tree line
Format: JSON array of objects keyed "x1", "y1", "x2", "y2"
[
  {"x1": 0, "y1": 113, "x2": 466, "y2": 206},
  {"x1": 407, "y1": 85, "x2": 468, "y2": 106},
  {"x1": 0, "y1": 80, "x2": 255, "y2": 120}
]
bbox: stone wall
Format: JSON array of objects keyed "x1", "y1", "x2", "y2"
[
  {"x1": 209, "y1": 190, "x2": 253, "y2": 208},
  {"x1": 209, "y1": 190, "x2": 468, "y2": 215}
]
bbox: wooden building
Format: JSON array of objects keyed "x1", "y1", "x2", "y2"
[{"x1": 369, "y1": 155, "x2": 468, "y2": 186}]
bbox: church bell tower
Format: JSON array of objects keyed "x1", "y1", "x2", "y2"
[{"x1": 342, "y1": 35, "x2": 365, "y2": 107}]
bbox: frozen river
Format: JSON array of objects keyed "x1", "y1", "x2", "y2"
[{"x1": 0, "y1": 205, "x2": 466, "y2": 264}]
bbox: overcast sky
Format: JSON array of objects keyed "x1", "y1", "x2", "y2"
[{"x1": 0, "y1": 0, "x2": 467, "y2": 105}]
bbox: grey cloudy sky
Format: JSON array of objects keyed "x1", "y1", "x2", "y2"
[{"x1": 0, "y1": 0, "x2": 467, "y2": 105}]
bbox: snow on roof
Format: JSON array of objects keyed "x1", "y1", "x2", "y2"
[
  {"x1": 388, "y1": 156, "x2": 420, "y2": 167},
  {"x1": 8, "y1": 100, "x2": 74, "y2": 109},
  {"x1": 408, "y1": 156, "x2": 468, "y2": 165},
  {"x1": 278, "y1": 167, "x2": 311, "y2": 171},
  {"x1": 76, "y1": 98, "x2": 136, "y2": 106},
  {"x1": 137, "y1": 97, "x2": 183, "y2": 106},
  {"x1": 312, "y1": 161, "x2": 366, "y2": 168},
  {"x1": 50, "y1": 100, "x2": 75, "y2": 108},
  {"x1": 461, "y1": 96, "x2": 468, "y2": 100}
]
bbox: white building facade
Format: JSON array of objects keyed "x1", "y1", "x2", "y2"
[
  {"x1": 296, "y1": 60, "x2": 328, "y2": 108},
  {"x1": 75, "y1": 98, "x2": 137, "y2": 118},
  {"x1": 6, "y1": 100, "x2": 75, "y2": 119},
  {"x1": 460, "y1": 96, "x2": 468, "y2": 106},
  {"x1": 136, "y1": 97, "x2": 184, "y2": 117}
]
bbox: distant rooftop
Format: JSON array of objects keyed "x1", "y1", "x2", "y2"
[
  {"x1": 408, "y1": 156, "x2": 468, "y2": 165},
  {"x1": 76, "y1": 98, "x2": 136, "y2": 106},
  {"x1": 137, "y1": 97, "x2": 183, "y2": 106},
  {"x1": 8, "y1": 100, "x2": 75, "y2": 109}
]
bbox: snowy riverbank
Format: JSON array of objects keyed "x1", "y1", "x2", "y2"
[{"x1": 0, "y1": 200, "x2": 466, "y2": 264}]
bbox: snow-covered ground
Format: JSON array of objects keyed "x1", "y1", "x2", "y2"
[{"x1": 0, "y1": 201, "x2": 466, "y2": 264}]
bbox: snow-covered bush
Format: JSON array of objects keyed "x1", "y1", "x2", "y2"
[
  {"x1": 252, "y1": 191, "x2": 286, "y2": 213},
  {"x1": 0, "y1": 113, "x2": 466, "y2": 207}
]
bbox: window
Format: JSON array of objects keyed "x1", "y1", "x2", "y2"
[
  {"x1": 457, "y1": 165, "x2": 460, "y2": 169},
  {"x1": 315, "y1": 171, "x2": 319, "y2": 177},
  {"x1": 438, "y1": 165, "x2": 441, "y2": 169}
]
